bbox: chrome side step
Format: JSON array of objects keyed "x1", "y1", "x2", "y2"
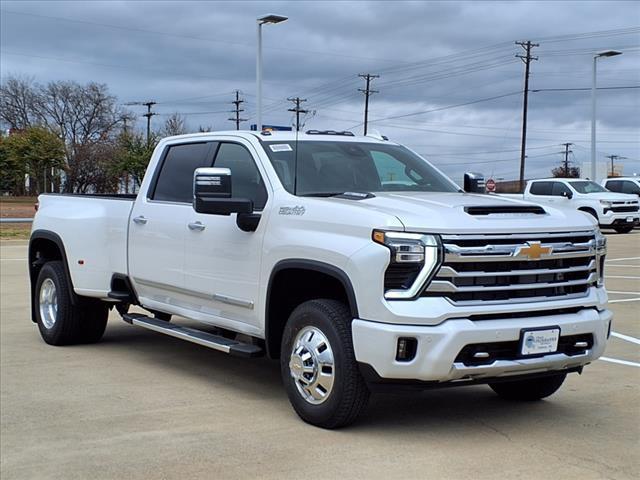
[{"x1": 122, "y1": 313, "x2": 263, "y2": 358}]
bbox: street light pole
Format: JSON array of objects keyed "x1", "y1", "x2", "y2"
[
  {"x1": 256, "y1": 14, "x2": 288, "y2": 132},
  {"x1": 591, "y1": 50, "x2": 622, "y2": 181}
]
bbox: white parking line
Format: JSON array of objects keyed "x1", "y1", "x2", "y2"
[
  {"x1": 611, "y1": 332, "x2": 640, "y2": 345},
  {"x1": 606, "y1": 257, "x2": 640, "y2": 262},
  {"x1": 609, "y1": 298, "x2": 640, "y2": 303},
  {"x1": 607, "y1": 290, "x2": 640, "y2": 295},
  {"x1": 605, "y1": 275, "x2": 640, "y2": 280},
  {"x1": 606, "y1": 265, "x2": 640, "y2": 268},
  {"x1": 0, "y1": 258, "x2": 27, "y2": 261},
  {"x1": 599, "y1": 357, "x2": 640, "y2": 368}
]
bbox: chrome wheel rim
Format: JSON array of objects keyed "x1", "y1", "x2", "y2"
[
  {"x1": 39, "y1": 278, "x2": 58, "y2": 329},
  {"x1": 289, "y1": 326, "x2": 335, "y2": 405}
]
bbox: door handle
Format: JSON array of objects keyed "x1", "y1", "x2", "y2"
[
  {"x1": 133, "y1": 216, "x2": 147, "y2": 225},
  {"x1": 188, "y1": 221, "x2": 206, "y2": 231}
]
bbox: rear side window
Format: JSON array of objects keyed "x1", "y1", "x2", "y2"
[
  {"x1": 214, "y1": 143, "x2": 268, "y2": 210},
  {"x1": 551, "y1": 182, "x2": 572, "y2": 197},
  {"x1": 152, "y1": 142, "x2": 214, "y2": 203},
  {"x1": 622, "y1": 181, "x2": 640, "y2": 195},
  {"x1": 529, "y1": 182, "x2": 552, "y2": 195}
]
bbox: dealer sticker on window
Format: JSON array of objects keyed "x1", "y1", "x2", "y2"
[
  {"x1": 269, "y1": 144, "x2": 293, "y2": 152},
  {"x1": 520, "y1": 327, "x2": 560, "y2": 356}
]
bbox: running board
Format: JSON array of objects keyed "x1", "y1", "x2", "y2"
[{"x1": 122, "y1": 313, "x2": 263, "y2": 358}]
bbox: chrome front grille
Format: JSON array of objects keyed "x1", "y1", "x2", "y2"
[{"x1": 423, "y1": 231, "x2": 598, "y2": 305}]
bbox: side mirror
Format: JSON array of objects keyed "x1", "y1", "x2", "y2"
[
  {"x1": 463, "y1": 172, "x2": 485, "y2": 193},
  {"x1": 193, "y1": 167, "x2": 253, "y2": 215},
  {"x1": 561, "y1": 190, "x2": 573, "y2": 200}
]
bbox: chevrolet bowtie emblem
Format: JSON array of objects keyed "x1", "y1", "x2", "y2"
[{"x1": 514, "y1": 241, "x2": 552, "y2": 260}]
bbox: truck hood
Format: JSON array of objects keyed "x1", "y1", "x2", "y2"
[{"x1": 327, "y1": 192, "x2": 596, "y2": 234}]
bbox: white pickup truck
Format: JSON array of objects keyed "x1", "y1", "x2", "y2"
[
  {"x1": 521, "y1": 178, "x2": 639, "y2": 234},
  {"x1": 30, "y1": 130, "x2": 612, "y2": 428}
]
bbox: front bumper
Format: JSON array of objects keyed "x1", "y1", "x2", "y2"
[
  {"x1": 599, "y1": 209, "x2": 639, "y2": 227},
  {"x1": 352, "y1": 307, "x2": 612, "y2": 383}
]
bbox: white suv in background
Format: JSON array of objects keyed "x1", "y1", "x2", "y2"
[{"x1": 524, "y1": 178, "x2": 639, "y2": 234}]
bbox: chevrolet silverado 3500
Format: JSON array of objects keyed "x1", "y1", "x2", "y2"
[{"x1": 30, "y1": 130, "x2": 612, "y2": 428}]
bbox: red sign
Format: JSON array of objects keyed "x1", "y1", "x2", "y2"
[{"x1": 486, "y1": 178, "x2": 496, "y2": 192}]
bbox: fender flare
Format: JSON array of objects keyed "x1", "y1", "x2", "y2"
[
  {"x1": 265, "y1": 259, "x2": 359, "y2": 358},
  {"x1": 29, "y1": 229, "x2": 79, "y2": 322}
]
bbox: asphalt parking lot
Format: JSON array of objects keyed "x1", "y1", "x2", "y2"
[{"x1": 1, "y1": 231, "x2": 638, "y2": 480}]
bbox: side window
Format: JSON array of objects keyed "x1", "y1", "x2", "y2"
[
  {"x1": 622, "y1": 181, "x2": 640, "y2": 195},
  {"x1": 152, "y1": 142, "x2": 214, "y2": 203},
  {"x1": 530, "y1": 182, "x2": 552, "y2": 195},
  {"x1": 552, "y1": 182, "x2": 571, "y2": 197},
  {"x1": 214, "y1": 143, "x2": 268, "y2": 210},
  {"x1": 605, "y1": 180, "x2": 622, "y2": 192}
]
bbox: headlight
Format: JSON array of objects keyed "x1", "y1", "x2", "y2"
[
  {"x1": 373, "y1": 230, "x2": 441, "y2": 300},
  {"x1": 595, "y1": 229, "x2": 607, "y2": 287},
  {"x1": 599, "y1": 200, "x2": 613, "y2": 208}
]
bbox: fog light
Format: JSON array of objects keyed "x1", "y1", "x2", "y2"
[{"x1": 396, "y1": 337, "x2": 417, "y2": 362}]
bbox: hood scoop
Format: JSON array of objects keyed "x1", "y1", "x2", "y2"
[{"x1": 465, "y1": 205, "x2": 546, "y2": 216}]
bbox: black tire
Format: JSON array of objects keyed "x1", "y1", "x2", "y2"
[
  {"x1": 35, "y1": 261, "x2": 109, "y2": 346},
  {"x1": 280, "y1": 299, "x2": 370, "y2": 429},
  {"x1": 613, "y1": 225, "x2": 634, "y2": 234},
  {"x1": 489, "y1": 373, "x2": 566, "y2": 401}
]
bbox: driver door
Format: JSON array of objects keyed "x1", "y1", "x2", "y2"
[{"x1": 183, "y1": 139, "x2": 270, "y2": 331}]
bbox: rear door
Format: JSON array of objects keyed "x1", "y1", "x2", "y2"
[
  {"x1": 183, "y1": 139, "x2": 270, "y2": 331},
  {"x1": 621, "y1": 180, "x2": 640, "y2": 196},
  {"x1": 527, "y1": 181, "x2": 555, "y2": 203},
  {"x1": 129, "y1": 141, "x2": 216, "y2": 305}
]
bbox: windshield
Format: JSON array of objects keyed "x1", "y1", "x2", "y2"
[
  {"x1": 569, "y1": 181, "x2": 608, "y2": 194},
  {"x1": 262, "y1": 140, "x2": 459, "y2": 196}
]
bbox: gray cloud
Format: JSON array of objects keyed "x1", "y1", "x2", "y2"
[{"x1": 1, "y1": 0, "x2": 639, "y2": 180}]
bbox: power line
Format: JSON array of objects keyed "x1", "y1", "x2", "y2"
[
  {"x1": 362, "y1": 91, "x2": 522, "y2": 126},
  {"x1": 532, "y1": 85, "x2": 640, "y2": 92},
  {"x1": 358, "y1": 74, "x2": 379, "y2": 135},
  {"x1": 0, "y1": 9, "x2": 407, "y2": 63},
  {"x1": 515, "y1": 40, "x2": 539, "y2": 192}
]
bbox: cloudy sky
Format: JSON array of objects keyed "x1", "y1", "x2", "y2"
[{"x1": 1, "y1": 0, "x2": 639, "y2": 182}]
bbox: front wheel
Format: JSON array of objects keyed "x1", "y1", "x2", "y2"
[
  {"x1": 613, "y1": 225, "x2": 634, "y2": 234},
  {"x1": 280, "y1": 299, "x2": 369, "y2": 429},
  {"x1": 489, "y1": 373, "x2": 566, "y2": 401}
]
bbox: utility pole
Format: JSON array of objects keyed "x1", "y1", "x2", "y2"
[
  {"x1": 228, "y1": 90, "x2": 247, "y2": 130},
  {"x1": 358, "y1": 73, "x2": 379, "y2": 135},
  {"x1": 516, "y1": 41, "x2": 539, "y2": 192},
  {"x1": 125, "y1": 101, "x2": 157, "y2": 146},
  {"x1": 287, "y1": 97, "x2": 309, "y2": 131},
  {"x1": 561, "y1": 143, "x2": 573, "y2": 176},
  {"x1": 606, "y1": 155, "x2": 627, "y2": 177},
  {"x1": 142, "y1": 102, "x2": 157, "y2": 147}
]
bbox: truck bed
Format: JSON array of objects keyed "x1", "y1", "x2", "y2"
[{"x1": 32, "y1": 194, "x2": 136, "y2": 298}]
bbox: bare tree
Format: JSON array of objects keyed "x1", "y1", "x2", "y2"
[
  {"x1": 163, "y1": 112, "x2": 187, "y2": 136},
  {"x1": 0, "y1": 75, "x2": 40, "y2": 129}
]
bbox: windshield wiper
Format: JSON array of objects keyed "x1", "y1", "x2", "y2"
[{"x1": 300, "y1": 192, "x2": 346, "y2": 197}]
